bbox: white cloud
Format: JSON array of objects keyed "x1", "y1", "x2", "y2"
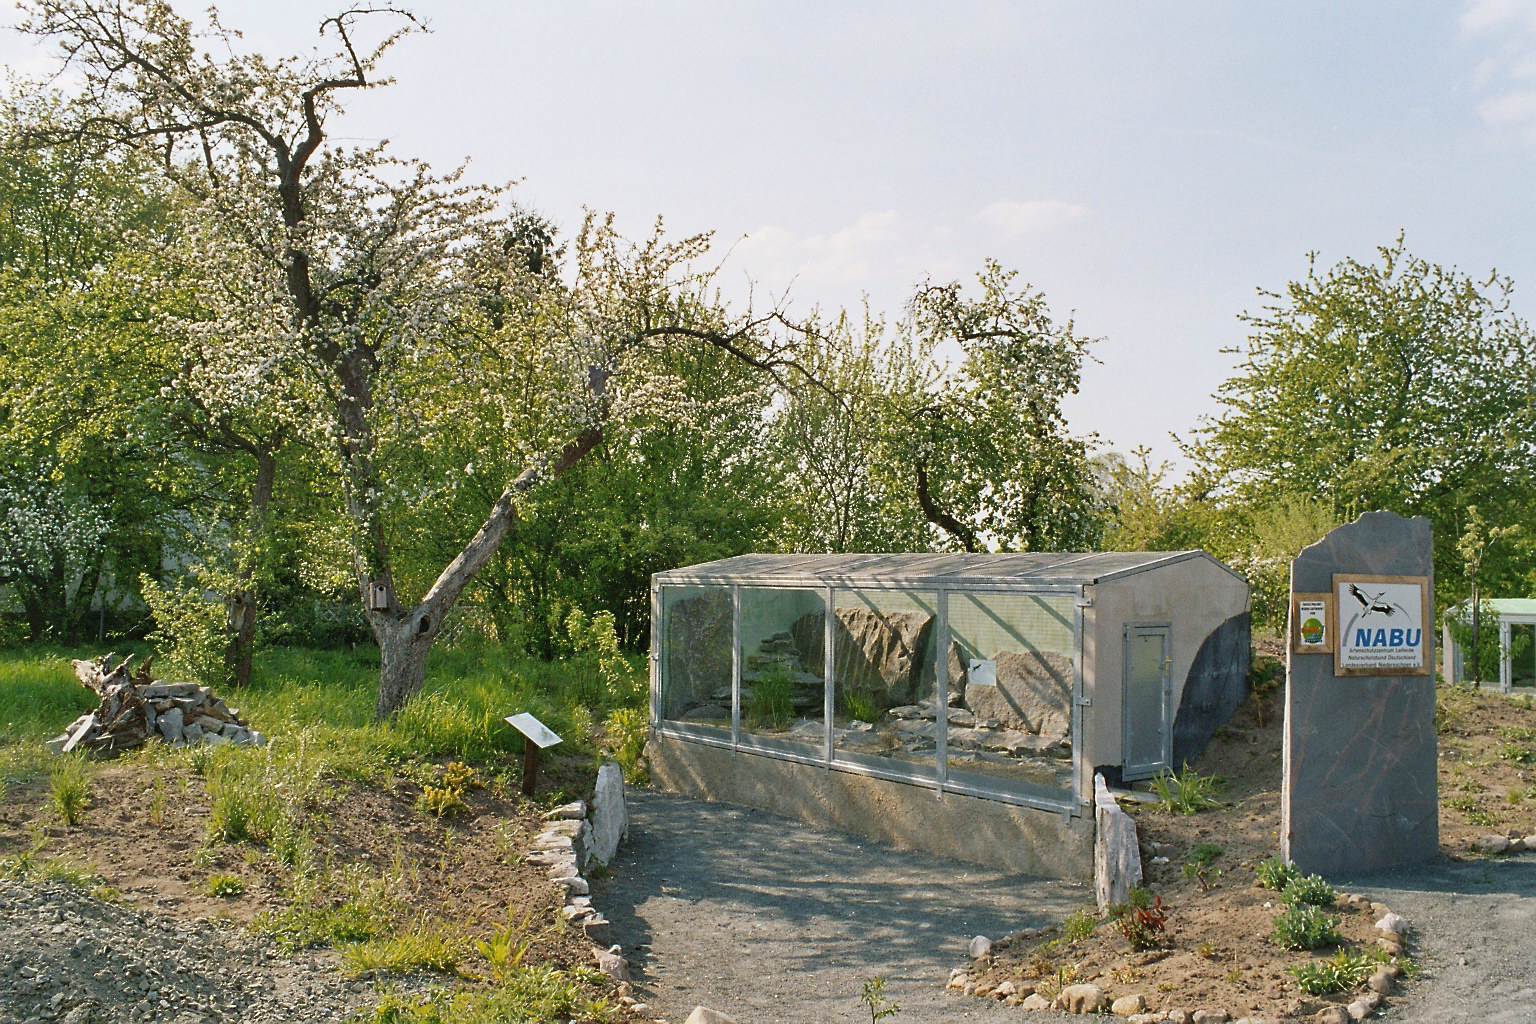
[
  {"x1": 729, "y1": 210, "x2": 970, "y2": 311},
  {"x1": 1462, "y1": 0, "x2": 1536, "y2": 142},
  {"x1": 973, "y1": 199, "x2": 1085, "y2": 238}
]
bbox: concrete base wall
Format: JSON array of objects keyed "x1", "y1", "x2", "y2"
[{"x1": 649, "y1": 732, "x2": 1093, "y2": 880}]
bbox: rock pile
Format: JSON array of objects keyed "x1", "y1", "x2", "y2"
[{"x1": 45, "y1": 653, "x2": 266, "y2": 756}]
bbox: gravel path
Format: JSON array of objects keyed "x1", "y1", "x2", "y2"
[
  {"x1": 0, "y1": 878, "x2": 435, "y2": 1024},
  {"x1": 1346, "y1": 856, "x2": 1536, "y2": 1024},
  {"x1": 594, "y1": 789, "x2": 1092, "y2": 1024}
]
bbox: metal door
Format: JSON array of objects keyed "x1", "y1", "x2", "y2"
[{"x1": 1122, "y1": 625, "x2": 1171, "y2": 780}]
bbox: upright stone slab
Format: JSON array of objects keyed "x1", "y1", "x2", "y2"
[{"x1": 1282, "y1": 510, "x2": 1438, "y2": 876}]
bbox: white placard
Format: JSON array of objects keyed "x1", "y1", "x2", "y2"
[
  {"x1": 967, "y1": 659, "x2": 998, "y2": 687},
  {"x1": 1334, "y1": 576, "x2": 1429, "y2": 674},
  {"x1": 505, "y1": 712, "x2": 563, "y2": 748}
]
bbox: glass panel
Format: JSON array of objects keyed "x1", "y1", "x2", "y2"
[
  {"x1": 828, "y1": 589, "x2": 940, "y2": 776},
  {"x1": 944, "y1": 591, "x2": 1076, "y2": 797},
  {"x1": 739, "y1": 586, "x2": 827, "y2": 755},
  {"x1": 1513, "y1": 624, "x2": 1536, "y2": 687},
  {"x1": 1124, "y1": 630, "x2": 1168, "y2": 772},
  {"x1": 659, "y1": 585, "x2": 734, "y2": 735}
]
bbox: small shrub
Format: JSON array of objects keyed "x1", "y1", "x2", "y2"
[
  {"x1": 48, "y1": 756, "x2": 93, "y2": 826},
  {"x1": 1034, "y1": 963, "x2": 1082, "y2": 1001},
  {"x1": 1183, "y1": 842, "x2": 1223, "y2": 890},
  {"x1": 1280, "y1": 873, "x2": 1336, "y2": 907},
  {"x1": 603, "y1": 707, "x2": 649, "y2": 784},
  {"x1": 1109, "y1": 886, "x2": 1168, "y2": 951},
  {"x1": 1062, "y1": 907, "x2": 1099, "y2": 942},
  {"x1": 1445, "y1": 793, "x2": 1480, "y2": 813},
  {"x1": 418, "y1": 783, "x2": 468, "y2": 819},
  {"x1": 1286, "y1": 947, "x2": 1381, "y2": 995},
  {"x1": 207, "y1": 874, "x2": 245, "y2": 897},
  {"x1": 1149, "y1": 766, "x2": 1225, "y2": 815},
  {"x1": 860, "y1": 975, "x2": 899, "y2": 1024},
  {"x1": 1255, "y1": 856, "x2": 1301, "y2": 891},
  {"x1": 1271, "y1": 903, "x2": 1342, "y2": 950}
]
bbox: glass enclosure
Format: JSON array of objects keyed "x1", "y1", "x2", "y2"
[{"x1": 655, "y1": 579, "x2": 1079, "y2": 808}]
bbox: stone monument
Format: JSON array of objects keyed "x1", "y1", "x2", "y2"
[{"x1": 1282, "y1": 510, "x2": 1438, "y2": 875}]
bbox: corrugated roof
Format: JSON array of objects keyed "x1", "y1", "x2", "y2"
[{"x1": 653, "y1": 550, "x2": 1239, "y2": 587}]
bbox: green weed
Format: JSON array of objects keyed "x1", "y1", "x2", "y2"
[
  {"x1": 1108, "y1": 885, "x2": 1168, "y2": 951},
  {"x1": 1183, "y1": 842, "x2": 1223, "y2": 890},
  {"x1": 207, "y1": 874, "x2": 245, "y2": 897},
  {"x1": 1271, "y1": 903, "x2": 1342, "y2": 950},
  {"x1": 48, "y1": 755, "x2": 94, "y2": 826},
  {"x1": 1286, "y1": 947, "x2": 1384, "y2": 995},
  {"x1": 1255, "y1": 856, "x2": 1300, "y2": 890},
  {"x1": 341, "y1": 918, "x2": 467, "y2": 976},
  {"x1": 1062, "y1": 907, "x2": 1099, "y2": 942},
  {"x1": 1280, "y1": 873, "x2": 1336, "y2": 907},
  {"x1": 1149, "y1": 766, "x2": 1225, "y2": 815},
  {"x1": 861, "y1": 975, "x2": 900, "y2": 1023},
  {"x1": 355, "y1": 970, "x2": 614, "y2": 1024}
]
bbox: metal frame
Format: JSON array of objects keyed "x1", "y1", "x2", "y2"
[{"x1": 653, "y1": 577, "x2": 1088, "y2": 816}]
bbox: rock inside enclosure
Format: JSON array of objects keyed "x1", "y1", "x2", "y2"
[{"x1": 47, "y1": 653, "x2": 268, "y2": 756}]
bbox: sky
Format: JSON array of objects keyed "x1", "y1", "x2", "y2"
[{"x1": 5, "y1": 1, "x2": 1536, "y2": 473}]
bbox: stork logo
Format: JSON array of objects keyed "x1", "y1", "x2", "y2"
[{"x1": 1335, "y1": 576, "x2": 1429, "y2": 674}]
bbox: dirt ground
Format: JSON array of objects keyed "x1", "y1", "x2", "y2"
[
  {"x1": 0, "y1": 749, "x2": 598, "y2": 980},
  {"x1": 965, "y1": 642, "x2": 1536, "y2": 1022}
]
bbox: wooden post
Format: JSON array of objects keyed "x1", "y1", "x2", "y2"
[{"x1": 521, "y1": 738, "x2": 539, "y2": 797}]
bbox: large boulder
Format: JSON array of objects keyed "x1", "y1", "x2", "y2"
[
  {"x1": 964, "y1": 649, "x2": 1072, "y2": 739},
  {"x1": 791, "y1": 606, "x2": 935, "y2": 710},
  {"x1": 663, "y1": 591, "x2": 733, "y2": 717},
  {"x1": 588, "y1": 761, "x2": 629, "y2": 867}
]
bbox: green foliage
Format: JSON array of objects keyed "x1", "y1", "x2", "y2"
[
  {"x1": 356, "y1": 972, "x2": 614, "y2": 1024},
  {"x1": 1191, "y1": 238, "x2": 1536, "y2": 610},
  {"x1": 1280, "y1": 873, "x2": 1336, "y2": 907},
  {"x1": 475, "y1": 909, "x2": 540, "y2": 985},
  {"x1": 1062, "y1": 907, "x2": 1099, "y2": 942},
  {"x1": 1183, "y1": 843, "x2": 1223, "y2": 890},
  {"x1": 341, "y1": 918, "x2": 468, "y2": 976},
  {"x1": 747, "y1": 664, "x2": 794, "y2": 731},
  {"x1": 861, "y1": 975, "x2": 900, "y2": 1023},
  {"x1": 842, "y1": 688, "x2": 879, "y2": 724},
  {"x1": 1108, "y1": 886, "x2": 1168, "y2": 951},
  {"x1": 0, "y1": 830, "x2": 102, "y2": 888},
  {"x1": 48, "y1": 754, "x2": 93, "y2": 826},
  {"x1": 1255, "y1": 856, "x2": 1301, "y2": 891},
  {"x1": 206, "y1": 874, "x2": 245, "y2": 897},
  {"x1": 253, "y1": 863, "x2": 401, "y2": 951},
  {"x1": 1270, "y1": 903, "x2": 1342, "y2": 950},
  {"x1": 141, "y1": 567, "x2": 231, "y2": 688},
  {"x1": 1285, "y1": 947, "x2": 1386, "y2": 995},
  {"x1": 416, "y1": 763, "x2": 477, "y2": 819},
  {"x1": 1149, "y1": 766, "x2": 1226, "y2": 815},
  {"x1": 603, "y1": 707, "x2": 649, "y2": 784}
]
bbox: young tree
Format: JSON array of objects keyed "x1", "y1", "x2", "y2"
[
  {"x1": 899, "y1": 261, "x2": 1103, "y2": 551},
  {"x1": 1191, "y1": 237, "x2": 1536, "y2": 597},
  {"x1": 19, "y1": 0, "x2": 805, "y2": 714}
]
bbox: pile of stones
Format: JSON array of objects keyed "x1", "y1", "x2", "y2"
[{"x1": 45, "y1": 653, "x2": 266, "y2": 755}]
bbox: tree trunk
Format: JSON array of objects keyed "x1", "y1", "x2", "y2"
[
  {"x1": 373, "y1": 611, "x2": 437, "y2": 719},
  {"x1": 224, "y1": 448, "x2": 277, "y2": 689}
]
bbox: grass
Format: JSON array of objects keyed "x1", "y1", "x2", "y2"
[
  {"x1": 340, "y1": 917, "x2": 468, "y2": 976},
  {"x1": 1149, "y1": 765, "x2": 1226, "y2": 815},
  {"x1": 0, "y1": 638, "x2": 643, "y2": 1020},
  {"x1": 48, "y1": 754, "x2": 94, "y2": 825}
]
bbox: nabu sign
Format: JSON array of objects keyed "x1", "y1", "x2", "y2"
[{"x1": 1334, "y1": 574, "x2": 1431, "y2": 676}]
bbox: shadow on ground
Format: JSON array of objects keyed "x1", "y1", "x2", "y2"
[
  {"x1": 593, "y1": 789, "x2": 1089, "y2": 1024},
  {"x1": 1347, "y1": 856, "x2": 1536, "y2": 1024}
]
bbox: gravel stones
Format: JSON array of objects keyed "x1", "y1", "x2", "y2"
[{"x1": 0, "y1": 878, "x2": 436, "y2": 1023}]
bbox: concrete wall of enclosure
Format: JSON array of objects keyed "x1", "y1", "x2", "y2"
[
  {"x1": 648, "y1": 552, "x2": 1251, "y2": 876},
  {"x1": 1442, "y1": 598, "x2": 1536, "y2": 690}
]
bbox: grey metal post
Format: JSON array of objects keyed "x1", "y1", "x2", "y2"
[{"x1": 935, "y1": 588, "x2": 949, "y2": 798}]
